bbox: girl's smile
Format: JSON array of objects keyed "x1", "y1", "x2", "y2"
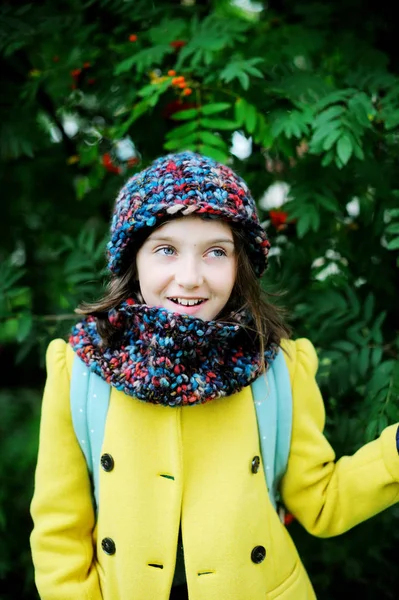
[
  {"x1": 135, "y1": 216, "x2": 237, "y2": 321},
  {"x1": 167, "y1": 297, "x2": 208, "y2": 315}
]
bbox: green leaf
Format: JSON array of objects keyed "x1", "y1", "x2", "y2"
[
  {"x1": 148, "y1": 18, "x2": 187, "y2": 45},
  {"x1": 171, "y1": 108, "x2": 200, "y2": 121},
  {"x1": 314, "y1": 194, "x2": 339, "y2": 213},
  {"x1": 114, "y1": 56, "x2": 139, "y2": 75},
  {"x1": 313, "y1": 105, "x2": 345, "y2": 128},
  {"x1": 371, "y1": 312, "x2": 386, "y2": 343},
  {"x1": 2, "y1": 286, "x2": 29, "y2": 300},
  {"x1": 166, "y1": 120, "x2": 198, "y2": 138},
  {"x1": 138, "y1": 83, "x2": 163, "y2": 98},
  {"x1": 220, "y1": 58, "x2": 263, "y2": 90},
  {"x1": 371, "y1": 347, "x2": 383, "y2": 367},
  {"x1": 363, "y1": 293, "x2": 375, "y2": 322},
  {"x1": 175, "y1": 14, "x2": 249, "y2": 70},
  {"x1": 200, "y1": 118, "x2": 238, "y2": 130},
  {"x1": 0, "y1": 263, "x2": 25, "y2": 291},
  {"x1": 114, "y1": 45, "x2": 173, "y2": 75},
  {"x1": 345, "y1": 287, "x2": 361, "y2": 316},
  {"x1": 234, "y1": 98, "x2": 247, "y2": 126},
  {"x1": 383, "y1": 109, "x2": 399, "y2": 130},
  {"x1": 386, "y1": 237, "x2": 399, "y2": 250},
  {"x1": 309, "y1": 207, "x2": 321, "y2": 232},
  {"x1": 200, "y1": 103, "x2": 231, "y2": 116},
  {"x1": 358, "y1": 346, "x2": 370, "y2": 377},
  {"x1": 74, "y1": 176, "x2": 90, "y2": 200},
  {"x1": 332, "y1": 340, "x2": 356, "y2": 353},
  {"x1": 367, "y1": 360, "x2": 395, "y2": 395},
  {"x1": 197, "y1": 131, "x2": 227, "y2": 148},
  {"x1": 352, "y1": 142, "x2": 365, "y2": 160},
  {"x1": 365, "y1": 419, "x2": 378, "y2": 442},
  {"x1": 244, "y1": 104, "x2": 257, "y2": 134},
  {"x1": 347, "y1": 324, "x2": 368, "y2": 346},
  {"x1": 16, "y1": 313, "x2": 32, "y2": 343},
  {"x1": 296, "y1": 214, "x2": 311, "y2": 238},
  {"x1": 235, "y1": 71, "x2": 249, "y2": 90},
  {"x1": 79, "y1": 227, "x2": 95, "y2": 254},
  {"x1": 315, "y1": 89, "x2": 356, "y2": 111},
  {"x1": 385, "y1": 223, "x2": 399, "y2": 234},
  {"x1": 65, "y1": 271, "x2": 97, "y2": 284},
  {"x1": 321, "y1": 149, "x2": 334, "y2": 166},
  {"x1": 336, "y1": 134, "x2": 353, "y2": 165},
  {"x1": 198, "y1": 145, "x2": 229, "y2": 162},
  {"x1": 322, "y1": 127, "x2": 343, "y2": 151},
  {"x1": 348, "y1": 93, "x2": 375, "y2": 127},
  {"x1": 147, "y1": 94, "x2": 160, "y2": 108},
  {"x1": 310, "y1": 120, "x2": 342, "y2": 149},
  {"x1": 163, "y1": 139, "x2": 186, "y2": 151},
  {"x1": 163, "y1": 133, "x2": 198, "y2": 151},
  {"x1": 378, "y1": 414, "x2": 389, "y2": 432}
]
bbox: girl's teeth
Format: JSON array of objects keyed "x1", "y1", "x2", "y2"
[{"x1": 171, "y1": 298, "x2": 203, "y2": 306}]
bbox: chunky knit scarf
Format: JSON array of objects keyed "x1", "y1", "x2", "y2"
[{"x1": 69, "y1": 301, "x2": 277, "y2": 407}]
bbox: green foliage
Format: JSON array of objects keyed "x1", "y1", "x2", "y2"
[
  {"x1": 175, "y1": 13, "x2": 249, "y2": 69},
  {"x1": 220, "y1": 57, "x2": 264, "y2": 90},
  {"x1": 1, "y1": 0, "x2": 399, "y2": 598},
  {"x1": 0, "y1": 388, "x2": 41, "y2": 599}
]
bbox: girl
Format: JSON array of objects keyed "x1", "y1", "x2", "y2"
[{"x1": 30, "y1": 151, "x2": 399, "y2": 600}]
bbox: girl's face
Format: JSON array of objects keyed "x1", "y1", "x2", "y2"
[{"x1": 136, "y1": 216, "x2": 237, "y2": 320}]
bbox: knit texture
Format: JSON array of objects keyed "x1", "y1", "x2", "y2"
[
  {"x1": 69, "y1": 300, "x2": 277, "y2": 406},
  {"x1": 107, "y1": 151, "x2": 270, "y2": 277}
]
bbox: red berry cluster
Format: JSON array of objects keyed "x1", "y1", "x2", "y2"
[{"x1": 70, "y1": 62, "x2": 95, "y2": 89}]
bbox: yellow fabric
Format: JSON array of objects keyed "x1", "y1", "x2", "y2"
[{"x1": 30, "y1": 338, "x2": 399, "y2": 600}]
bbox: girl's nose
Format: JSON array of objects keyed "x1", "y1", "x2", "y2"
[{"x1": 174, "y1": 256, "x2": 204, "y2": 288}]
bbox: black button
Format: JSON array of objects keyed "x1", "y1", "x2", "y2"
[
  {"x1": 102, "y1": 537, "x2": 116, "y2": 555},
  {"x1": 251, "y1": 545, "x2": 266, "y2": 564},
  {"x1": 101, "y1": 453, "x2": 114, "y2": 472},
  {"x1": 251, "y1": 455, "x2": 260, "y2": 474}
]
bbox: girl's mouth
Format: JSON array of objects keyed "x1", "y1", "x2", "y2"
[{"x1": 168, "y1": 298, "x2": 206, "y2": 307}]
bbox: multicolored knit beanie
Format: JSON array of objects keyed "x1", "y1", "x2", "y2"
[{"x1": 107, "y1": 151, "x2": 270, "y2": 277}]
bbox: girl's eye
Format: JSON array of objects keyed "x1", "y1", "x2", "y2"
[
  {"x1": 207, "y1": 248, "x2": 227, "y2": 258},
  {"x1": 156, "y1": 246, "x2": 175, "y2": 256}
]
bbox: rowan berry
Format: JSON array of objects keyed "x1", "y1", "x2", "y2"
[{"x1": 172, "y1": 76, "x2": 185, "y2": 86}]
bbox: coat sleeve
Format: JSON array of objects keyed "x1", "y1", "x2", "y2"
[
  {"x1": 280, "y1": 338, "x2": 399, "y2": 538},
  {"x1": 30, "y1": 339, "x2": 102, "y2": 600}
]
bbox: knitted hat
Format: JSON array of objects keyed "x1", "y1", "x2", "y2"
[{"x1": 107, "y1": 151, "x2": 270, "y2": 277}]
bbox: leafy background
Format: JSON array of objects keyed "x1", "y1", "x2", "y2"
[{"x1": 1, "y1": 0, "x2": 399, "y2": 598}]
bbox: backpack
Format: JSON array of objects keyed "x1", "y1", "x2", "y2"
[{"x1": 70, "y1": 349, "x2": 292, "y2": 517}]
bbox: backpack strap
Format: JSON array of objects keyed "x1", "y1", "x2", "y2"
[
  {"x1": 251, "y1": 349, "x2": 292, "y2": 509},
  {"x1": 70, "y1": 355, "x2": 111, "y2": 513},
  {"x1": 273, "y1": 351, "x2": 293, "y2": 499}
]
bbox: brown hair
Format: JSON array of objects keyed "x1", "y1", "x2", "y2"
[{"x1": 76, "y1": 222, "x2": 291, "y2": 366}]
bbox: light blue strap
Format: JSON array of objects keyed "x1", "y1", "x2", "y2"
[
  {"x1": 252, "y1": 362, "x2": 278, "y2": 507},
  {"x1": 274, "y1": 351, "x2": 293, "y2": 494},
  {"x1": 87, "y1": 370, "x2": 111, "y2": 511},
  {"x1": 71, "y1": 356, "x2": 93, "y2": 473},
  {"x1": 252, "y1": 349, "x2": 292, "y2": 509},
  {"x1": 71, "y1": 355, "x2": 111, "y2": 514}
]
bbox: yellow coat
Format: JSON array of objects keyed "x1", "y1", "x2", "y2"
[{"x1": 30, "y1": 338, "x2": 399, "y2": 600}]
